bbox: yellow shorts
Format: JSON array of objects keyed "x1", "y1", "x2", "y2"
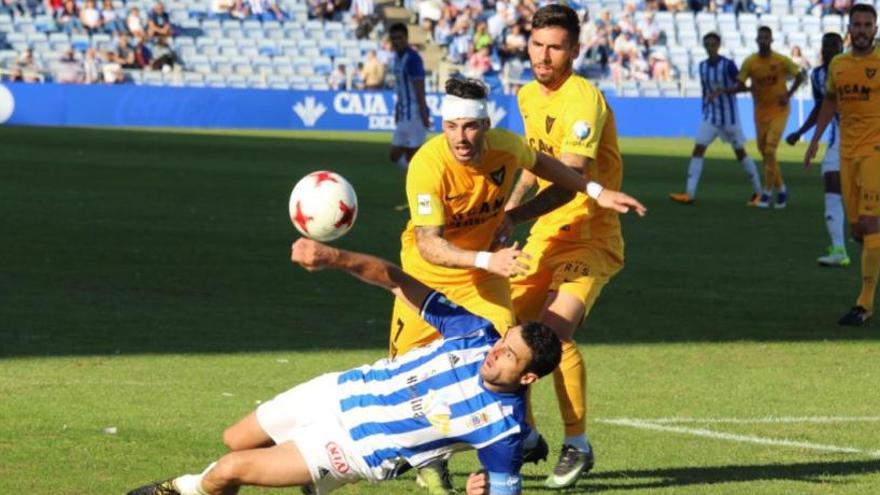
[
  {"x1": 840, "y1": 152, "x2": 880, "y2": 220},
  {"x1": 388, "y1": 275, "x2": 514, "y2": 358},
  {"x1": 510, "y1": 235, "x2": 624, "y2": 324},
  {"x1": 755, "y1": 113, "x2": 788, "y2": 156}
]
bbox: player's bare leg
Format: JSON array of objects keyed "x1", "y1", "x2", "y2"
[
  {"x1": 222, "y1": 411, "x2": 274, "y2": 451},
  {"x1": 537, "y1": 290, "x2": 594, "y2": 489}
]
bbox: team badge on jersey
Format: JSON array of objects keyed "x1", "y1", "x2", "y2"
[
  {"x1": 572, "y1": 120, "x2": 591, "y2": 140},
  {"x1": 867, "y1": 68, "x2": 877, "y2": 79},
  {"x1": 468, "y1": 412, "x2": 490, "y2": 429},
  {"x1": 545, "y1": 116, "x2": 556, "y2": 134}
]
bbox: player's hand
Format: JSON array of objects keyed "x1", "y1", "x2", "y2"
[
  {"x1": 291, "y1": 238, "x2": 337, "y2": 271},
  {"x1": 489, "y1": 215, "x2": 515, "y2": 251},
  {"x1": 596, "y1": 189, "x2": 647, "y2": 217},
  {"x1": 465, "y1": 471, "x2": 489, "y2": 495},
  {"x1": 486, "y1": 241, "x2": 531, "y2": 277},
  {"x1": 804, "y1": 140, "x2": 819, "y2": 169},
  {"x1": 785, "y1": 131, "x2": 801, "y2": 146},
  {"x1": 705, "y1": 90, "x2": 721, "y2": 102}
]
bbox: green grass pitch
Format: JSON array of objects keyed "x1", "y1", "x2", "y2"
[{"x1": 1, "y1": 125, "x2": 879, "y2": 494}]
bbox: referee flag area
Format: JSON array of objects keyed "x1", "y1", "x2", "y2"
[{"x1": 1, "y1": 127, "x2": 878, "y2": 493}]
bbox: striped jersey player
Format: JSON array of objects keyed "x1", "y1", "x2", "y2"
[
  {"x1": 670, "y1": 32, "x2": 762, "y2": 205},
  {"x1": 126, "y1": 238, "x2": 563, "y2": 495}
]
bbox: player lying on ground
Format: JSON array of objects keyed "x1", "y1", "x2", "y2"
[{"x1": 127, "y1": 237, "x2": 563, "y2": 495}]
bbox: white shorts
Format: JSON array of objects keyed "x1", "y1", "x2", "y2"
[
  {"x1": 694, "y1": 120, "x2": 746, "y2": 148},
  {"x1": 256, "y1": 373, "x2": 372, "y2": 494},
  {"x1": 391, "y1": 114, "x2": 427, "y2": 148},
  {"x1": 821, "y1": 135, "x2": 841, "y2": 174}
]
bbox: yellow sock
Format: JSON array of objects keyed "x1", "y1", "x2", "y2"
[
  {"x1": 553, "y1": 340, "x2": 587, "y2": 437},
  {"x1": 763, "y1": 155, "x2": 783, "y2": 190},
  {"x1": 856, "y1": 233, "x2": 880, "y2": 312}
]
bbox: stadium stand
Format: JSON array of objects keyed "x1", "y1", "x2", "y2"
[{"x1": 0, "y1": 0, "x2": 862, "y2": 95}]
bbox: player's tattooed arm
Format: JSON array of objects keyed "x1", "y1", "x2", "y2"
[
  {"x1": 505, "y1": 170, "x2": 537, "y2": 211},
  {"x1": 415, "y1": 226, "x2": 530, "y2": 277}
]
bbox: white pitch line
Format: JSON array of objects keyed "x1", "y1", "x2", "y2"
[
  {"x1": 601, "y1": 416, "x2": 880, "y2": 425},
  {"x1": 599, "y1": 418, "x2": 880, "y2": 457}
]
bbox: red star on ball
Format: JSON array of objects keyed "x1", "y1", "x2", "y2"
[
  {"x1": 335, "y1": 200, "x2": 356, "y2": 228},
  {"x1": 312, "y1": 171, "x2": 338, "y2": 186},
  {"x1": 293, "y1": 200, "x2": 313, "y2": 233}
]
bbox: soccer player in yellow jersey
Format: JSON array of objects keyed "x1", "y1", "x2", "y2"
[
  {"x1": 806, "y1": 3, "x2": 880, "y2": 326},
  {"x1": 713, "y1": 26, "x2": 804, "y2": 208},
  {"x1": 394, "y1": 77, "x2": 644, "y2": 494},
  {"x1": 502, "y1": 5, "x2": 645, "y2": 489}
]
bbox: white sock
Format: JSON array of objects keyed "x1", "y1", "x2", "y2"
[
  {"x1": 174, "y1": 462, "x2": 215, "y2": 495},
  {"x1": 779, "y1": 184, "x2": 788, "y2": 194},
  {"x1": 825, "y1": 192, "x2": 846, "y2": 249},
  {"x1": 564, "y1": 434, "x2": 592, "y2": 454},
  {"x1": 523, "y1": 429, "x2": 540, "y2": 449},
  {"x1": 686, "y1": 157, "x2": 704, "y2": 197},
  {"x1": 740, "y1": 156, "x2": 762, "y2": 194}
]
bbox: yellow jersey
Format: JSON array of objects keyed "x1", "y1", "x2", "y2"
[
  {"x1": 826, "y1": 50, "x2": 880, "y2": 158},
  {"x1": 738, "y1": 51, "x2": 801, "y2": 123},
  {"x1": 517, "y1": 73, "x2": 622, "y2": 241},
  {"x1": 401, "y1": 128, "x2": 537, "y2": 285}
]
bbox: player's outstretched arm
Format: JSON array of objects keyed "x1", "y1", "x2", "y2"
[
  {"x1": 291, "y1": 238, "x2": 431, "y2": 313},
  {"x1": 805, "y1": 96, "x2": 837, "y2": 168},
  {"x1": 414, "y1": 226, "x2": 531, "y2": 277}
]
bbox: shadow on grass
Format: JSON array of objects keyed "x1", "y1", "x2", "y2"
[
  {"x1": 514, "y1": 459, "x2": 880, "y2": 492},
  {"x1": 1, "y1": 126, "x2": 878, "y2": 357}
]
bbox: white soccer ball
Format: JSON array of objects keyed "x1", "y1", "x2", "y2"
[{"x1": 288, "y1": 171, "x2": 358, "y2": 242}]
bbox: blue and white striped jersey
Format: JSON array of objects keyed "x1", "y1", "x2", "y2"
[
  {"x1": 393, "y1": 46, "x2": 426, "y2": 121},
  {"x1": 811, "y1": 64, "x2": 839, "y2": 147},
  {"x1": 699, "y1": 56, "x2": 740, "y2": 126},
  {"x1": 335, "y1": 291, "x2": 528, "y2": 481}
]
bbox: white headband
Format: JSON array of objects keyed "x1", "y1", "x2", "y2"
[{"x1": 440, "y1": 94, "x2": 489, "y2": 121}]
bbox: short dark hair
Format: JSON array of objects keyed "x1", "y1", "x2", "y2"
[
  {"x1": 703, "y1": 32, "x2": 721, "y2": 44},
  {"x1": 445, "y1": 76, "x2": 488, "y2": 100},
  {"x1": 388, "y1": 23, "x2": 408, "y2": 37},
  {"x1": 758, "y1": 25, "x2": 773, "y2": 36},
  {"x1": 823, "y1": 31, "x2": 843, "y2": 44},
  {"x1": 851, "y1": 2, "x2": 877, "y2": 20},
  {"x1": 531, "y1": 4, "x2": 580, "y2": 46},
  {"x1": 520, "y1": 321, "x2": 562, "y2": 378}
]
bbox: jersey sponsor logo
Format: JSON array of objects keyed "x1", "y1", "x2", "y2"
[
  {"x1": 527, "y1": 138, "x2": 556, "y2": 156},
  {"x1": 545, "y1": 115, "x2": 556, "y2": 134},
  {"x1": 424, "y1": 389, "x2": 452, "y2": 435},
  {"x1": 417, "y1": 193, "x2": 433, "y2": 215},
  {"x1": 447, "y1": 197, "x2": 506, "y2": 228},
  {"x1": 325, "y1": 442, "x2": 350, "y2": 474},
  {"x1": 572, "y1": 120, "x2": 591, "y2": 140},
  {"x1": 837, "y1": 84, "x2": 871, "y2": 101},
  {"x1": 867, "y1": 68, "x2": 877, "y2": 79},
  {"x1": 489, "y1": 166, "x2": 506, "y2": 186}
]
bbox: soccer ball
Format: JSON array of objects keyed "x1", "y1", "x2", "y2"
[{"x1": 288, "y1": 171, "x2": 358, "y2": 242}]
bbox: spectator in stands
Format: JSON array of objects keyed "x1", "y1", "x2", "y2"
[
  {"x1": 113, "y1": 33, "x2": 138, "y2": 68},
  {"x1": 664, "y1": 0, "x2": 686, "y2": 11},
  {"x1": 210, "y1": 0, "x2": 234, "y2": 18},
  {"x1": 472, "y1": 20, "x2": 492, "y2": 52},
  {"x1": 352, "y1": 62, "x2": 365, "y2": 88},
  {"x1": 45, "y1": 0, "x2": 63, "y2": 16},
  {"x1": 6, "y1": 68, "x2": 24, "y2": 82},
  {"x1": 417, "y1": 0, "x2": 442, "y2": 30},
  {"x1": 500, "y1": 22, "x2": 527, "y2": 60},
  {"x1": 147, "y1": 2, "x2": 173, "y2": 40},
  {"x1": 446, "y1": 24, "x2": 472, "y2": 64},
  {"x1": 150, "y1": 36, "x2": 179, "y2": 70},
  {"x1": 16, "y1": 48, "x2": 36, "y2": 70},
  {"x1": 487, "y1": 1, "x2": 512, "y2": 40},
  {"x1": 100, "y1": 0, "x2": 124, "y2": 33},
  {"x1": 83, "y1": 47, "x2": 102, "y2": 83},
  {"x1": 133, "y1": 35, "x2": 152, "y2": 69},
  {"x1": 56, "y1": 48, "x2": 83, "y2": 83},
  {"x1": 579, "y1": 10, "x2": 611, "y2": 73},
  {"x1": 230, "y1": 0, "x2": 248, "y2": 18},
  {"x1": 309, "y1": 0, "x2": 343, "y2": 20},
  {"x1": 649, "y1": 50, "x2": 671, "y2": 81},
  {"x1": 466, "y1": 45, "x2": 491, "y2": 77},
  {"x1": 362, "y1": 49, "x2": 385, "y2": 89},
  {"x1": 790, "y1": 45, "x2": 810, "y2": 71},
  {"x1": 55, "y1": 0, "x2": 82, "y2": 34},
  {"x1": 637, "y1": 11, "x2": 664, "y2": 49},
  {"x1": 249, "y1": 0, "x2": 286, "y2": 20},
  {"x1": 377, "y1": 37, "x2": 394, "y2": 66},
  {"x1": 351, "y1": 0, "x2": 375, "y2": 38},
  {"x1": 433, "y1": 12, "x2": 454, "y2": 46},
  {"x1": 80, "y1": 0, "x2": 101, "y2": 34},
  {"x1": 126, "y1": 7, "x2": 146, "y2": 38},
  {"x1": 327, "y1": 63, "x2": 347, "y2": 90},
  {"x1": 1, "y1": 0, "x2": 26, "y2": 17}
]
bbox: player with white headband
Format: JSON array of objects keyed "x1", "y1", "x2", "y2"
[{"x1": 389, "y1": 77, "x2": 645, "y2": 494}]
